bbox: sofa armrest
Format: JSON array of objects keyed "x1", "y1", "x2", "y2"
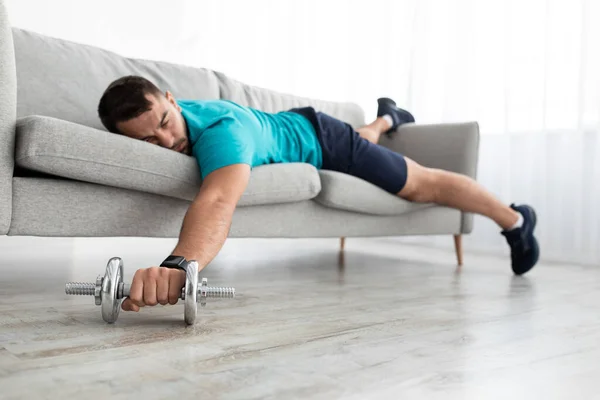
[
  {"x1": 0, "y1": 0, "x2": 17, "y2": 235},
  {"x1": 378, "y1": 121, "x2": 480, "y2": 233},
  {"x1": 379, "y1": 121, "x2": 480, "y2": 177}
]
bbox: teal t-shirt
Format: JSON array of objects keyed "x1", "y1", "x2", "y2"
[{"x1": 177, "y1": 99, "x2": 322, "y2": 179}]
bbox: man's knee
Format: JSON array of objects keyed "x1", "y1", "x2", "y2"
[{"x1": 397, "y1": 159, "x2": 441, "y2": 203}]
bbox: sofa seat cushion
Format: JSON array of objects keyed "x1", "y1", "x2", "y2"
[
  {"x1": 315, "y1": 170, "x2": 433, "y2": 215},
  {"x1": 15, "y1": 115, "x2": 321, "y2": 206}
]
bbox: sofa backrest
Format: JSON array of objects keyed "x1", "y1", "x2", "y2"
[
  {"x1": 11, "y1": 28, "x2": 366, "y2": 133},
  {"x1": 0, "y1": 0, "x2": 16, "y2": 234}
]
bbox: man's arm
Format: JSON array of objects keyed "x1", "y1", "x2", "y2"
[
  {"x1": 121, "y1": 163, "x2": 250, "y2": 312},
  {"x1": 170, "y1": 163, "x2": 250, "y2": 270}
]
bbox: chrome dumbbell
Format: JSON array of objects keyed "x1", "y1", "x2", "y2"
[{"x1": 64, "y1": 257, "x2": 235, "y2": 325}]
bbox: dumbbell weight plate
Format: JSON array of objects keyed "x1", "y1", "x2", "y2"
[
  {"x1": 184, "y1": 261, "x2": 199, "y2": 325},
  {"x1": 101, "y1": 257, "x2": 124, "y2": 323}
]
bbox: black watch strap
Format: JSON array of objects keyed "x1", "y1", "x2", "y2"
[{"x1": 160, "y1": 255, "x2": 188, "y2": 271}]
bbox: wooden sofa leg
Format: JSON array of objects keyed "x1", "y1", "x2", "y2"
[
  {"x1": 453, "y1": 234, "x2": 463, "y2": 266},
  {"x1": 340, "y1": 237, "x2": 346, "y2": 251}
]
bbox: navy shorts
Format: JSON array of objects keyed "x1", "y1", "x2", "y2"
[{"x1": 289, "y1": 107, "x2": 408, "y2": 194}]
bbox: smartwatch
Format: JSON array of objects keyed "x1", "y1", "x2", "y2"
[{"x1": 160, "y1": 255, "x2": 188, "y2": 271}]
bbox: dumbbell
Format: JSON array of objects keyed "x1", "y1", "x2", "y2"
[{"x1": 64, "y1": 257, "x2": 235, "y2": 325}]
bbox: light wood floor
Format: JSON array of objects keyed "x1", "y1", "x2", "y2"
[{"x1": 0, "y1": 236, "x2": 598, "y2": 400}]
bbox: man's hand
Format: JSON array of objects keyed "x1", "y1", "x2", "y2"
[{"x1": 121, "y1": 267, "x2": 186, "y2": 312}]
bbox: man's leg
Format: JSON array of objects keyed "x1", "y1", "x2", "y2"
[
  {"x1": 361, "y1": 116, "x2": 516, "y2": 227},
  {"x1": 362, "y1": 117, "x2": 517, "y2": 228},
  {"x1": 398, "y1": 157, "x2": 519, "y2": 230},
  {"x1": 394, "y1": 156, "x2": 539, "y2": 275},
  {"x1": 354, "y1": 116, "x2": 520, "y2": 228},
  {"x1": 356, "y1": 117, "x2": 388, "y2": 144},
  {"x1": 346, "y1": 113, "x2": 538, "y2": 275},
  {"x1": 314, "y1": 100, "x2": 539, "y2": 274}
]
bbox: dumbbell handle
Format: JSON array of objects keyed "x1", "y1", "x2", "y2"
[
  {"x1": 119, "y1": 282, "x2": 235, "y2": 299},
  {"x1": 65, "y1": 281, "x2": 235, "y2": 300}
]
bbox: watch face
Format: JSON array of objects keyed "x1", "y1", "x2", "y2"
[{"x1": 162, "y1": 255, "x2": 186, "y2": 268}]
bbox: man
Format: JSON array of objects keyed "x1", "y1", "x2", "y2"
[{"x1": 97, "y1": 75, "x2": 539, "y2": 313}]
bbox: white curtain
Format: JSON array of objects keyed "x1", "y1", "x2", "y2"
[{"x1": 6, "y1": 0, "x2": 600, "y2": 265}]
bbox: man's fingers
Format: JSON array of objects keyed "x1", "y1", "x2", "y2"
[
  {"x1": 144, "y1": 267, "x2": 159, "y2": 306},
  {"x1": 168, "y1": 269, "x2": 185, "y2": 305},
  {"x1": 157, "y1": 268, "x2": 170, "y2": 305},
  {"x1": 121, "y1": 298, "x2": 140, "y2": 312},
  {"x1": 129, "y1": 269, "x2": 146, "y2": 307}
]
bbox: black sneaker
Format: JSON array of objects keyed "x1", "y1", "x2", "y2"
[
  {"x1": 501, "y1": 204, "x2": 540, "y2": 275},
  {"x1": 377, "y1": 97, "x2": 415, "y2": 136}
]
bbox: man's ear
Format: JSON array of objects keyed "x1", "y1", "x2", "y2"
[{"x1": 165, "y1": 90, "x2": 180, "y2": 110}]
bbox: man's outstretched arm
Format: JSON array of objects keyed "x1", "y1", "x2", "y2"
[
  {"x1": 122, "y1": 164, "x2": 250, "y2": 312},
  {"x1": 170, "y1": 163, "x2": 250, "y2": 270}
]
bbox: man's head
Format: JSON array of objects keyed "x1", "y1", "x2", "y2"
[{"x1": 98, "y1": 76, "x2": 191, "y2": 155}]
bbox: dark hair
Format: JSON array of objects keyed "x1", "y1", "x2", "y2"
[{"x1": 97, "y1": 75, "x2": 163, "y2": 134}]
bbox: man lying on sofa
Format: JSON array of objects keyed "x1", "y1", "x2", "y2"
[{"x1": 97, "y1": 75, "x2": 540, "y2": 313}]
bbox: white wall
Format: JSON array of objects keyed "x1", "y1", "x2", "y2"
[{"x1": 5, "y1": 0, "x2": 600, "y2": 265}]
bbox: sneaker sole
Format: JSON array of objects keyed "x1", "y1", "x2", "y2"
[{"x1": 519, "y1": 205, "x2": 539, "y2": 275}]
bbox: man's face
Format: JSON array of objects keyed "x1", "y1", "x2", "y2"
[{"x1": 116, "y1": 91, "x2": 191, "y2": 155}]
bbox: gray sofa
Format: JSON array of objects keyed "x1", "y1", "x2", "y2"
[{"x1": 0, "y1": 0, "x2": 479, "y2": 263}]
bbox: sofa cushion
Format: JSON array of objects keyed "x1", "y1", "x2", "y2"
[
  {"x1": 315, "y1": 170, "x2": 433, "y2": 215},
  {"x1": 15, "y1": 115, "x2": 321, "y2": 206}
]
